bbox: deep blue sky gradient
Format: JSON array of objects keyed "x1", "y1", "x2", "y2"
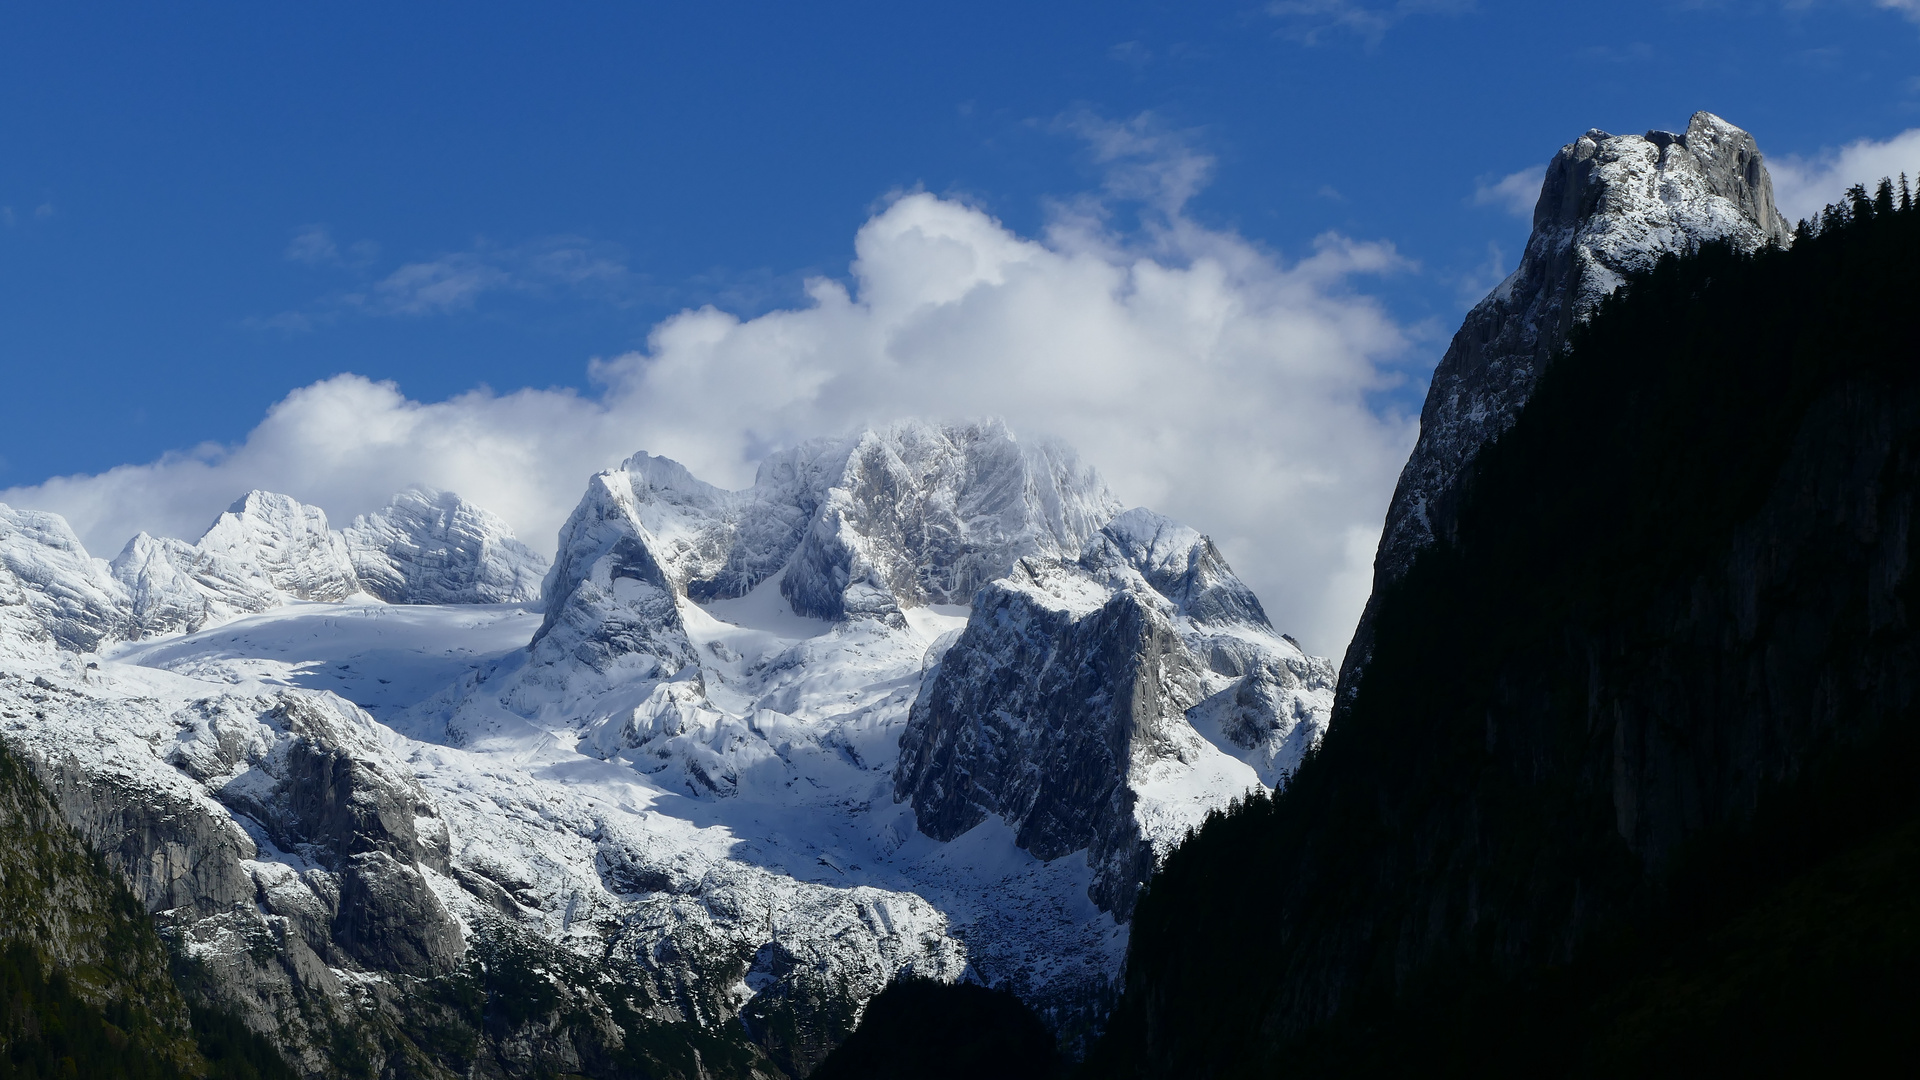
[{"x1": 3, "y1": 1, "x2": 1917, "y2": 486}]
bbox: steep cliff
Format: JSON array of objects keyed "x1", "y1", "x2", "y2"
[
  {"x1": 1093, "y1": 186, "x2": 1920, "y2": 1075},
  {"x1": 896, "y1": 510, "x2": 1332, "y2": 916},
  {"x1": 1343, "y1": 113, "x2": 1794, "y2": 707}
]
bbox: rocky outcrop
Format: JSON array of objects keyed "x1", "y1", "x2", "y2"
[
  {"x1": 1345, "y1": 113, "x2": 1794, "y2": 704},
  {"x1": 0, "y1": 737, "x2": 204, "y2": 1073},
  {"x1": 897, "y1": 509, "x2": 1335, "y2": 916},
  {"x1": 778, "y1": 422, "x2": 1117, "y2": 623},
  {"x1": 342, "y1": 487, "x2": 546, "y2": 605}
]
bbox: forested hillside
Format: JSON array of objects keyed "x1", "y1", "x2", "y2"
[{"x1": 1088, "y1": 180, "x2": 1920, "y2": 1077}]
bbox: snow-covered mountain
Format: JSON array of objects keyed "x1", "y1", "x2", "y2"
[
  {"x1": 0, "y1": 419, "x2": 1329, "y2": 1075},
  {"x1": 344, "y1": 487, "x2": 547, "y2": 606}
]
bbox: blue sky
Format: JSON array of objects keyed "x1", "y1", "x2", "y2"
[{"x1": 4, "y1": 1, "x2": 1919, "y2": 652}]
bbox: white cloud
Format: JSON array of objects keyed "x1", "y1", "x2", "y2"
[
  {"x1": 1472, "y1": 165, "x2": 1545, "y2": 218},
  {"x1": 3, "y1": 170, "x2": 1419, "y2": 657},
  {"x1": 1771, "y1": 127, "x2": 1920, "y2": 224}
]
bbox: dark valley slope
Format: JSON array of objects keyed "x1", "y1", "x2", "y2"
[
  {"x1": 0, "y1": 736, "x2": 290, "y2": 1079},
  {"x1": 1088, "y1": 185, "x2": 1920, "y2": 1077}
]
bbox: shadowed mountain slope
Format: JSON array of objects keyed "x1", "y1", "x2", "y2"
[{"x1": 1089, "y1": 185, "x2": 1920, "y2": 1077}]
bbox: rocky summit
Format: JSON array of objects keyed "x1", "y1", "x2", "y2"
[
  {"x1": 0, "y1": 418, "x2": 1328, "y2": 1076},
  {"x1": 1342, "y1": 112, "x2": 1795, "y2": 706}
]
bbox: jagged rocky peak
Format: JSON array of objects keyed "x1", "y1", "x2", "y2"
[
  {"x1": 110, "y1": 532, "x2": 212, "y2": 637},
  {"x1": 896, "y1": 504, "x2": 1335, "y2": 917},
  {"x1": 527, "y1": 465, "x2": 701, "y2": 686},
  {"x1": 1373, "y1": 111, "x2": 1791, "y2": 585},
  {"x1": 534, "y1": 419, "x2": 1122, "y2": 681},
  {"x1": 0, "y1": 503, "x2": 127, "y2": 654},
  {"x1": 342, "y1": 487, "x2": 547, "y2": 605},
  {"x1": 779, "y1": 420, "x2": 1121, "y2": 622},
  {"x1": 195, "y1": 490, "x2": 362, "y2": 604}
]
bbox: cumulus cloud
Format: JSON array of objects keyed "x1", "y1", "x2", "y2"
[
  {"x1": 1473, "y1": 165, "x2": 1546, "y2": 218},
  {"x1": 4, "y1": 174, "x2": 1419, "y2": 657},
  {"x1": 1770, "y1": 127, "x2": 1920, "y2": 224}
]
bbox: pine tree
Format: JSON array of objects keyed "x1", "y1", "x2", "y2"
[
  {"x1": 1848, "y1": 183, "x2": 1874, "y2": 225},
  {"x1": 1901, "y1": 174, "x2": 1912, "y2": 214},
  {"x1": 1875, "y1": 178, "x2": 1896, "y2": 219}
]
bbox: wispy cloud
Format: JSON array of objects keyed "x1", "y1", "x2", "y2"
[
  {"x1": 1054, "y1": 111, "x2": 1216, "y2": 215},
  {"x1": 286, "y1": 225, "x2": 379, "y2": 268},
  {"x1": 1265, "y1": 0, "x2": 1475, "y2": 47},
  {"x1": 259, "y1": 234, "x2": 637, "y2": 328},
  {"x1": 1472, "y1": 165, "x2": 1546, "y2": 218}
]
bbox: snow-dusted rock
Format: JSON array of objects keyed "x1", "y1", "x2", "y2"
[
  {"x1": 897, "y1": 508, "x2": 1334, "y2": 915},
  {"x1": 1344, "y1": 112, "x2": 1794, "y2": 705},
  {"x1": 110, "y1": 532, "x2": 216, "y2": 636},
  {"x1": 1375, "y1": 113, "x2": 1791, "y2": 582},
  {"x1": 779, "y1": 421, "x2": 1119, "y2": 622},
  {"x1": 343, "y1": 488, "x2": 546, "y2": 605},
  {"x1": 0, "y1": 504, "x2": 128, "y2": 652},
  {"x1": 194, "y1": 491, "x2": 362, "y2": 605}
]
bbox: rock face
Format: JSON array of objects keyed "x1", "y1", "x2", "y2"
[
  {"x1": 1376, "y1": 112, "x2": 1791, "y2": 582},
  {"x1": 511, "y1": 419, "x2": 1121, "y2": 718},
  {"x1": 343, "y1": 488, "x2": 547, "y2": 605},
  {"x1": 581, "y1": 419, "x2": 1118, "y2": 623},
  {"x1": 1362, "y1": 113, "x2": 1792, "y2": 624},
  {"x1": 0, "y1": 737, "x2": 205, "y2": 1073},
  {"x1": 897, "y1": 509, "x2": 1335, "y2": 915}
]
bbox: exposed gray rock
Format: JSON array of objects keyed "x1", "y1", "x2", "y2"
[
  {"x1": 343, "y1": 487, "x2": 547, "y2": 605},
  {"x1": 897, "y1": 564, "x2": 1204, "y2": 915},
  {"x1": 897, "y1": 508, "x2": 1335, "y2": 916}
]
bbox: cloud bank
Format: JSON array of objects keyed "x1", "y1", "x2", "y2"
[
  {"x1": 1771, "y1": 127, "x2": 1920, "y2": 224},
  {"x1": 4, "y1": 191, "x2": 1418, "y2": 656}
]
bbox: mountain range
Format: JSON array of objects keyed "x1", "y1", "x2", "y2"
[{"x1": 4, "y1": 110, "x2": 1903, "y2": 1079}]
